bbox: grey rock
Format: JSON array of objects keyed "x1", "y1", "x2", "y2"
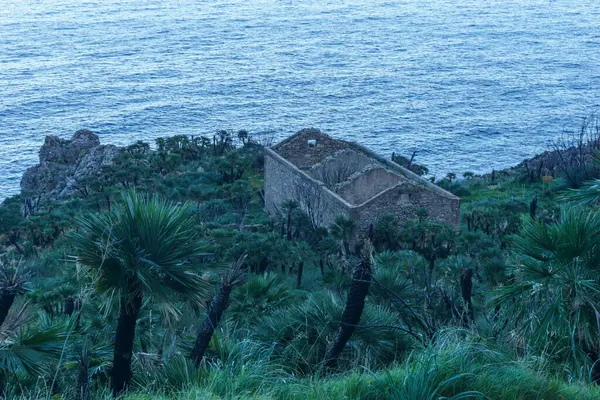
[
  {"x1": 39, "y1": 129, "x2": 100, "y2": 164},
  {"x1": 21, "y1": 130, "x2": 121, "y2": 201}
]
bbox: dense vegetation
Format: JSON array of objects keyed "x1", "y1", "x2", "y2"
[{"x1": 2, "y1": 122, "x2": 600, "y2": 399}]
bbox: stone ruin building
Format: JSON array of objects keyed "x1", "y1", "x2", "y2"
[{"x1": 264, "y1": 129, "x2": 460, "y2": 232}]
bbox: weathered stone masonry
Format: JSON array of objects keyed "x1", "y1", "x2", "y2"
[{"x1": 264, "y1": 129, "x2": 460, "y2": 232}]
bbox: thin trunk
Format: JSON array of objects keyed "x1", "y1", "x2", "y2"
[
  {"x1": 324, "y1": 245, "x2": 372, "y2": 370},
  {"x1": 460, "y1": 268, "x2": 474, "y2": 325},
  {"x1": 427, "y1": 237, "x2": 436, "y2": 295},
  {"x1": 112, "y1": 293, "x2": 142, "y2": 397},
  {"x1": 0, "y1": 293, "x2": 16, "y2": 326},
  {"x1": 530, "y1": 196, "x2": 538, "y2": 220},
  {"x1": 258, "y1": 257, "x2": 268, "y2": 274},
  {"x1": 9, "y1": 237, "x2": 23, "y2": 256},
  {"x1": 190, "y1": 284, "x2": 233, "y2": 367},
  {"x1": 64, "y1": 296, "x2": 75, "y2": 316},
  {"x1": 296, "y1": 262, "x2": 304, "y2": 289},
  {"x1": 156, "y1": 334, "x2": 167, "y2": 366},
  {"x1": 589, "y1": 350, "x2": 600, "y2": 384},
  {"x1": 77, "y1": 355, "x2": 90, "y2": 400},
  {"x1": 0, "y1": 370, "x2": 7, "y2": 399},
  {"x1": 408, "y1": 151, "x2": 416, "y2": 169}
]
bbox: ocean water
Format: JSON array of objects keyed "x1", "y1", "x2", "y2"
[{"x1": 1, "y1": 0, "x2": 600, "y2": 199}]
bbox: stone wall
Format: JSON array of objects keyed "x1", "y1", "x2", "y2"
[
  {"x1": 265, "y1": 129, "x2": 461, "y2": 233},
  {"x1": 334, "y1": 166, "x2": 403, "y2": 206},
  {"x1": 309, "y1": 149, "x2": 375, "y2": 187},
  {"x1": 355, "y1": 182, "x2": 461, "y2": 231},
  {"x1": 264, "y1": 149, "x2": 353, "y2": 227}
]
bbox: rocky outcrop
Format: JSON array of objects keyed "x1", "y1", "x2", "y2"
[{"x1": 21, "y1": 130, "x2": 121, "y2": 201}]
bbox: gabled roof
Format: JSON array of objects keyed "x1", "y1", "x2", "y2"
[
  {"x1": 272, "y1": 128, "x2": 352, "y2": 170},
  {"x1": 271, "y1": 129, "x2": 459, "y2": 201}
]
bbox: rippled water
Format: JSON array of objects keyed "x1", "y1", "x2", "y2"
[{"x1": 1, "y1": 0, "x2": 600, "y2": 199}]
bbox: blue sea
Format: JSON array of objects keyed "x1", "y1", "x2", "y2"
[{"x1": 1, "y1": 0, "x2": 600, "y2": 200}]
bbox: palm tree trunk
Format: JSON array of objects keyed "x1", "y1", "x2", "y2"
[
  {"x1": 585, "y1": 349, "x2": 600, "y2": 384},
  {"x1": 324, "y1": 251, "x2": 372, "y2": 370},
  {"x1": 0, "y1": 370, "x2": 7, "y2": 398},
  {"x1": 460, "y1": 268, "x2": 474, "y2": 325},
  {"x1": 296, "y1": 262, "x2": 304, "y2": 289},
  {"x1": 64, "y1": 296, "x2": 75, "y2": 316},
  {"x1": 112, "y1": 293, "x2": 143, "y2": 397},
  {"x1": 286, "y1": 212, "x2": 292, "y2": 241},
  {"x1": 9, "y1": 236, "x2": 23, "y2": 256},
  {"x1": 190, "y1": 284, "x2": 233, "y2": 367},
  {"x1": 77, "y1": 356, "x2": 90, "y2": 400},
  {"x1": 0, "y1": 293, "x2": 16, "y2": 326}
]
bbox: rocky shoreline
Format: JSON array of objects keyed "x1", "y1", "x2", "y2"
[
  {"x1": 20, "y1": 130, "x2": 121, "y2": 202},
  {"x1": 15, "y1": 128, "x2": 600, "y2": 206}
]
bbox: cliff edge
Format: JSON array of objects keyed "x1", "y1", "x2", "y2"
[{"x1": 20, "y1": 130, "x2": 121, "y2": 201}]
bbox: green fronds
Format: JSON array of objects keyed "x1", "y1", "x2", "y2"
[
  {"x1": 253, "y1": 290, "x2": 411, "y2": 374},
  {"x1": 493, "y1": 207, "x2": 600, "y2": 374},
  {"x1": 0, "y1": 319, "x2": 68, "y2": 376},
  {"x1": 563, "y1": 178, "x2": 600, "y2": 206},
  {"x1": 70, "y1": 190, "x2": 213, "y2": 310},
  {"x1": 229, "y1": 274, "x2": 304, "y2": 326},
  {"x1": 0, "y1": 258, "x2": 30, "y2": 298}
]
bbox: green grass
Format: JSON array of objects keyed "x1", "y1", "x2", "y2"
[
  {"x1": 113, "y1": 361, "x2": 600, "y2": 400},
  {"x1": 109, "y1": 330, "x2": 600, "y2": 400}
]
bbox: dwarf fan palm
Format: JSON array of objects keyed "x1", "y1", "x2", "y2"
[
  {"x1": 70, "y1": 190, "x2": 212, "y2": 396},
  {"x1": 563, "y1": 150, "x2": 600, "y2": 206},
  {"x1": 0, "y1": 306, "x2": 67, "y2": 397},
  {"x1": 565, "y1": 178, "x2": 600, "y2": 206},
  {"x1": 330, "y1": 216, "x2": 357, "y2": 257},
  {"x1": 0, "y1": 258, "x2": 30, "y2": 326},
  {"x1": 492, "y1": 207, "x2": 600, "y2": 380}
]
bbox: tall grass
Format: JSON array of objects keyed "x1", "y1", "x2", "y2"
[{"x1": 75, "y1": 329, "x2": 600, "y2": 400}]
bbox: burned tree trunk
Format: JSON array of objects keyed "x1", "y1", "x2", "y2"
[
  {"x1": 112, "y1": 292, "x2": 143, "y2": 397},
  {"x1": 530, "y1": 196, "x2": 538, "y2": 220},
  {"x1": 77, "y1": 346, "x2": 90, "y2": 400},
  {"x1": 64, "y1": 296, "x2": 75, "y2": 316},
  {"x1": 190, "y1": 284, "x2": 233, "y2": 366},
  {"x1": 324, "y1": 240, "x2": 373, "y2": 370},
  {"x1": 190, "y1": 257, "x2": 247, "y2": 367},
  {"x1": 296, "y1": 261, "x2": 304, "y2": 289}
]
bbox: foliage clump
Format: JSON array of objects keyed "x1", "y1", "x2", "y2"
[{"x1": 2, "y1": 126, "x2": 600, "y2": 399}]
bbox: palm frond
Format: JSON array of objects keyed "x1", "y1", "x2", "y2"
[
  {"x1": 0, "y1": 322, "x2": 68, "y2": 376},
  {"x1": 563, "y1": 179, "x2": 600, "y2": 206},
  {"x1": 0, "y1": 257, "x2": 30, "y2": 297},
  {"x1": 71, "y1": 190, "x2": 213, "y2": 307},
  {"x1": 494, "y1": 206, "x2": 600, "y2": 371}
]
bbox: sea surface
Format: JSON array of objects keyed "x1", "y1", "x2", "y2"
[{"x1": 1, "y1": 0, "x2": 600, "y2": 199}]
